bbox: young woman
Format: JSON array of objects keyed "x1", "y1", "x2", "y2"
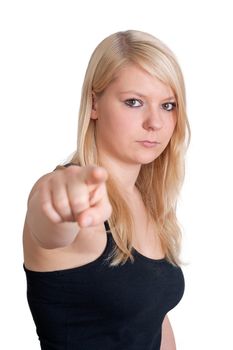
[{"x1": 23, "y1": 30, "x2": 190, "y2": 350}]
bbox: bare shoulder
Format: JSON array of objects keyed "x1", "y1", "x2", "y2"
[{"x1": 23, "y1": 219, "x2": 108, "y2": 272}]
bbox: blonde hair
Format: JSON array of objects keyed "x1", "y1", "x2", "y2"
[{"x1": 63, "y1": 30, "x2": 190, "y2": 266}]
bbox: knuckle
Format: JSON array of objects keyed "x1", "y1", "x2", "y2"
[
  {"x1": 71, "y1": 194, "x2": 89, "y2": 206},
  {"x1": 61, "y1": 213, "x2": 73, "y2": 222},
  {"x1": 71, "y1": 196, "x2": 89, "y2": 212},
  {"x1": 48, "y1": 175, "x2": 58, "y2": 186},
  {"x1": 39, "y1": 192, "x2": 50, "y2": 207},
  {"x1": 68, "y1": 164, "x2": 81, "y2": 170},
  {"x1": 55, "y1": 198, "x2": 69, "y2": 211},
  {"x1": 39, "y1": 183, "x2": 49, "y2": 197},
  {"x1": 66, "y1": 165, "x2": 82, "y2": 175},
  {"x1": 41, "y1": 201, "x2": 52, "y2": 216},
  {"x1": 40, "y1": 200, "x2": 48, "y2": 212}
]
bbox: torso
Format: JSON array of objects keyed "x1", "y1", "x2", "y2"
[
  {"x1": 23, "y1": 191, "x2": 165, "y2": 272},
  {"x1": 126, "y1": 190, "x2": 164, "y2": 260}
]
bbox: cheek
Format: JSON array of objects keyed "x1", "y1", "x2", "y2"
[
  {"x1": 96, "y1": 111, "x2": 125, "y2": 144},
  {"x1": 162, "y1": 119, "x2": 176, "y2": 141},
  {"x1": 167, "y1": 115, "x2": 177, "y2": 134},
  {"x1": 99, "y1": 105, "x2": 132, "y2": 131},
  {"x1": 170, "y1": 121, "x2": 176, "y2": 135}
]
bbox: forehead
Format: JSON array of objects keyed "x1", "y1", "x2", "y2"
[{"x1": 107, "y1": 64, "x2": 174, "y2": 99}]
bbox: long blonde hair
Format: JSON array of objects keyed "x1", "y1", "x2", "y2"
[{"x1": 64, "y1": 30, "x2": 190, "y2": 266}]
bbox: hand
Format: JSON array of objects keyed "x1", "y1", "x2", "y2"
[{"x1": 39, "y1": 165, "x2": 112, "y2": 228}]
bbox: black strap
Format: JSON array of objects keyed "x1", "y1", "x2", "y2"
[
  {"x1": 63, "y1": 162, "x2": 78, "y2": 168},
  {"x1": 104, "y1": 220, "x2": 111, "y2": 232},
  {"x1": 53, "y1": 162, "x2": 79, "y2": 171}
]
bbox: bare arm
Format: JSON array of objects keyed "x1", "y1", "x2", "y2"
[{"x1": 160, "y1": 315, "x2": 176, "y2": 350}]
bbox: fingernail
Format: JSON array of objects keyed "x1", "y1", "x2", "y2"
[{"x1": 82, "y1": 216, "x2": 93, "y2": 227}]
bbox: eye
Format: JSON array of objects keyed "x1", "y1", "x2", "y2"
[
  {"x1": 162, "y1": 102, "x2": 177, "y2": 111},
  {"x1": 124, "y1": 98, "x2": 143, "y2": 108}
]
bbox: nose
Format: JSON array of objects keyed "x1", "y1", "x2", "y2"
[{"x1": 142, "y1": 106, "x2": 163, "y2": 131}]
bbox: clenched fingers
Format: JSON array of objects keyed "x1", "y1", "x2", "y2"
[
  {"x1": 66, "y1": 181, "x2": 91, "y2": 220},
  {"x1": 40, "y1": 184, "x2": 64, "y2": 224},
  {"x1": 76, "y1": 194, "x2": 112, "y2": 228},
  {"x1": 51, "y1": 184, "x2": 75, "y2": 222}
]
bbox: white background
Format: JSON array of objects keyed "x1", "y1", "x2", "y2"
[{"x1": 1, "y1": 0, "x2": 232, "y2": 349}]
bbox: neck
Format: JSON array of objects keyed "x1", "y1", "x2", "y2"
[{"x1": 98, "y1": 155, "x2": 141, "y2": 196}]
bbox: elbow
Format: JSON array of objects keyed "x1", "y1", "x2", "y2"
[{"x1": 160, "y1": 315, "x2": 176, "y2": 350}]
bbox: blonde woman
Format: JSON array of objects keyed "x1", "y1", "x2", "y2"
[{"x1": 23, "y1": 30, "x2": 190, "y2": 350}]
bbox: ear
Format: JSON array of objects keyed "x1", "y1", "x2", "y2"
[{"x1": 90, "y1": 92, "x2": 98, "y2": 120}]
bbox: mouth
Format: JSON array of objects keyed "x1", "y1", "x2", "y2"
[
  {"x1": 140, "y1": 140, "x2": 160, "y2": 143},
  {"x1": 137, "y1": 140, "x2": 161, "y2": 148}
]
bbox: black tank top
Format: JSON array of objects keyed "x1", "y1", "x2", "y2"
[{"x1": 24, "y1": 221, "x2": 184, "y2": 350}]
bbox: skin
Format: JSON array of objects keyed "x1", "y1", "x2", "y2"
[
  {"x1": 24, "y1": 63, "x2": 178, "y2": 349},
  {"x1": 161, "y1": 315, "x2": 177, "y2": 350},
  {"x1": 91, "y1": 63, "x2": 177, "y2": 349},
  {"x1": 91, "y1": 63, "x2": 177, "y2": 195}
]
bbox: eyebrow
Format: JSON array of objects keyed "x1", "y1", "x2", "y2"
[{"x1": 119, "y1": 90, "x2": 176, "y2": 101}]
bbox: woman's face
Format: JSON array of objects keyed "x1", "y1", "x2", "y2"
[{"x1": 91, "y1": 64, "x2": 177, "y2": 166}]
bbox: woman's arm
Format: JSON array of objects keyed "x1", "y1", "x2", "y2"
[{"x1": 160, "y1": 315, "x2": 176, "y2": 350}]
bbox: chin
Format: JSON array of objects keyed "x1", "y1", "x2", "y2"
[
  {"x1": 140, "y1": 152, "x2": 161, "y2": 162},
  {"x1": 134, "y1": 157, "x2": 159, "y2": 165}
]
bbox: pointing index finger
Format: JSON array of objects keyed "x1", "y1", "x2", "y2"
[{"x1": 84, "y1": 166, "x2": 108, "y2": 186}]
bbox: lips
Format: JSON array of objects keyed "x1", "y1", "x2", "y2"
[
  {"x1": 137, "y1": 140, "x2": 160, "y2": 148},
  {"x1": 140, "y1": 140, "x2": 160, "y2": 143}
]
